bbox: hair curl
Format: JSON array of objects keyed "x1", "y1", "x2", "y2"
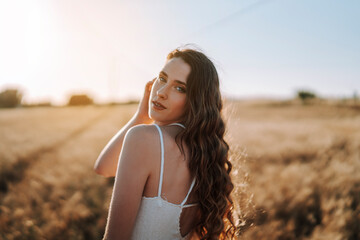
[{"x1": 167, "y1": 47, "x2": 236, "y2": 239}]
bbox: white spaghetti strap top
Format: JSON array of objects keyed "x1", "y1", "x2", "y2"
[{"x1": 131, "y1": 123, "x2": 197, "y2": 240}]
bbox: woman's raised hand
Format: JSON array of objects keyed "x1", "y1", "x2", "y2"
[
  {"x1": 94, "y1": 78, "x2": 156, "y2": 177},
  {"x1": 134, "y1": 78, "x2": 156, "y2": 124}
]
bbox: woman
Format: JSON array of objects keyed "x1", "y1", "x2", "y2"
[{"x1": 94, "y1": 47, "x2": 236, "y2": 239}]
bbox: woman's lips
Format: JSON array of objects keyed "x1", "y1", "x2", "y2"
[{"x1": 152, "y1": 101, "x2": 166, "y2": 110}]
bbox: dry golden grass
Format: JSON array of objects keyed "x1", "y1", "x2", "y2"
[
  {"x1": 0, "y1": 100, "x2": 359, "y2": 240},
  {"x1": 224, "y1": 100, "x2": 360, "y2": 240}
]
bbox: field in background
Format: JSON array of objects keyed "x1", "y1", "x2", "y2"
[{"x1": 0, "y1": 100, "x2": 359, "y2": 240}]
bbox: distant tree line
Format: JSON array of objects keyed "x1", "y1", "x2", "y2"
[
  {"x1": 0, "y1": 88, "x2": 141, "y2": 108},
  {"x1": 0, "y1": 88, "x2": 96, "y2": 108},
  {"x1": 0, "y1": 87, "x2": 358, "y2": 108}
]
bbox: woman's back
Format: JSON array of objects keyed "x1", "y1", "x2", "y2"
[
  {"x1": 98, "y1": 47, "x2": 236, "y2": 240},
  {"x1": 131, "y1": 123, "x2": 199, "y2": 239}
]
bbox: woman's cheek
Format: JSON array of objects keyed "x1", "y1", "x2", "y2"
[{"x1": 176, "y1": 98, "x2": 186, "y2": 115}]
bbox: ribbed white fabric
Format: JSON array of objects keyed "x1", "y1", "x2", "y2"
[{"x1": 131, "y1": 123, "x2": 197, "y2": 240}]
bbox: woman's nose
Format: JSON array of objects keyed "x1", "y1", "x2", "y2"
[{"x1": 156, "y1": 85, "x2": 167, "y2": 99}]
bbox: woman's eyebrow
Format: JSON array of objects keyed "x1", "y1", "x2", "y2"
[
  {"x1": 174, "y1": 80, "x2": 186, "y2": 86},
  {"x1": 159, "y1": 71, "x2": 187, "y2": 86}
]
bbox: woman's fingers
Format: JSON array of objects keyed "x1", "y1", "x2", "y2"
[{"x1": 146, "y1": 78, "x2": 156, "y2": 92}]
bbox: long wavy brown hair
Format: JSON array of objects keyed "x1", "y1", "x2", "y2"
[{"x1": 167, "y1": 47, "x2": 236, "y2": 239}]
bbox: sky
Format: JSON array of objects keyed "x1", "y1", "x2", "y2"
[{"x1": 0, "y1": 0, "x2": 359, "y2": 106}]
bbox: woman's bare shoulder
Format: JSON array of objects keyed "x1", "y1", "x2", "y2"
[
  {"x1": 125, "y1": 124, "x2": 159, "y2": 150},
  {"x1": 127, "y1": 124, "x2": 158, "y2": 136},
  {"x1": 117, "y1": 124, "x2": 160, "y2": 172}
]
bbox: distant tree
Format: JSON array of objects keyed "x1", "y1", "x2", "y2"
[
  {"x1": 0, "y1": 89, "x2": 22, "y2": 108},
  {"x1": 353, "y1": 90, "x2": 358, "y2": 104},
  {"x1": 68, "y1": 94, "x2": 94, "y2": 106},
  {"x1": 297, "y1": 90, "x2": 316, "y2": 104}
]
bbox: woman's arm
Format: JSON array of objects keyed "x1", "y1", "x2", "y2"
[
  {"x1": 94, "y1": 79, "x2": 155, "y2": 177},
  {"x1": 102, "y1": 125, "x2": 153, "y2": 239},
  {"x1": 93, "y1": 115, "x2": 147, "y2": 177}
]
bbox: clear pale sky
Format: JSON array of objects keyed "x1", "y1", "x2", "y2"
[{"x1": 0, "y1": 0, "x2": 359, "y2": 106}]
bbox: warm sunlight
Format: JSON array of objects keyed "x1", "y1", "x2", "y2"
[
  {"x1": 1, "y1": 0, "x2": 359, "y2": 106},
  {"x1": 1, "y1": 1, "x2": 359, "y2": 239}
]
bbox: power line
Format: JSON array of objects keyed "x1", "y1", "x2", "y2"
[{"x1": 184, "y1": 0, "x2": 277, "y2": 37}]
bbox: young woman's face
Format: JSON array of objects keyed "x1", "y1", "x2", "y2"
[{"x1": 148, "y1": 57, "x2": 191, "y2": 125}]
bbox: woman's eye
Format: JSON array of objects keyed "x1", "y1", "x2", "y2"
[
  {"x1": 157, "y1": 76, "x2": 185, "y2": 93},
  {"x1": 176, "y1": 86, "x2": 186, "y2": 93},
  {"x1": 158, "y1": 77, "x2": 166, "y2": 82}
]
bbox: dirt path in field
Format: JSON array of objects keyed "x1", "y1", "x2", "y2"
[
  {"x1": 0, "y1": 107, "x2": 112, "y2": 196},
  {"x1": 0, "y1": 105, "x2": 138, "y2": 239}
]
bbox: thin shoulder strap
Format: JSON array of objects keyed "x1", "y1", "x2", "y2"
[
  {"x1": 153, "y1": 124, "x2": 165, "y2": 197},
  {"x1": 180, "y1": 178, "x2": 196, "y2": 206},
  {"x1": 167, "y1": 122, "x2": 186, "y2": 129}
]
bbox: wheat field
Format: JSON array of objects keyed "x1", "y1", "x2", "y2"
[{"x1": 0, "y1": 100, "x2": 359, "y2": 240}]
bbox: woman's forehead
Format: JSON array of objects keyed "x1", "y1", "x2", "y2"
[{"x1": 162, "y1": 57, "x2": 191, "y2": 83}]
